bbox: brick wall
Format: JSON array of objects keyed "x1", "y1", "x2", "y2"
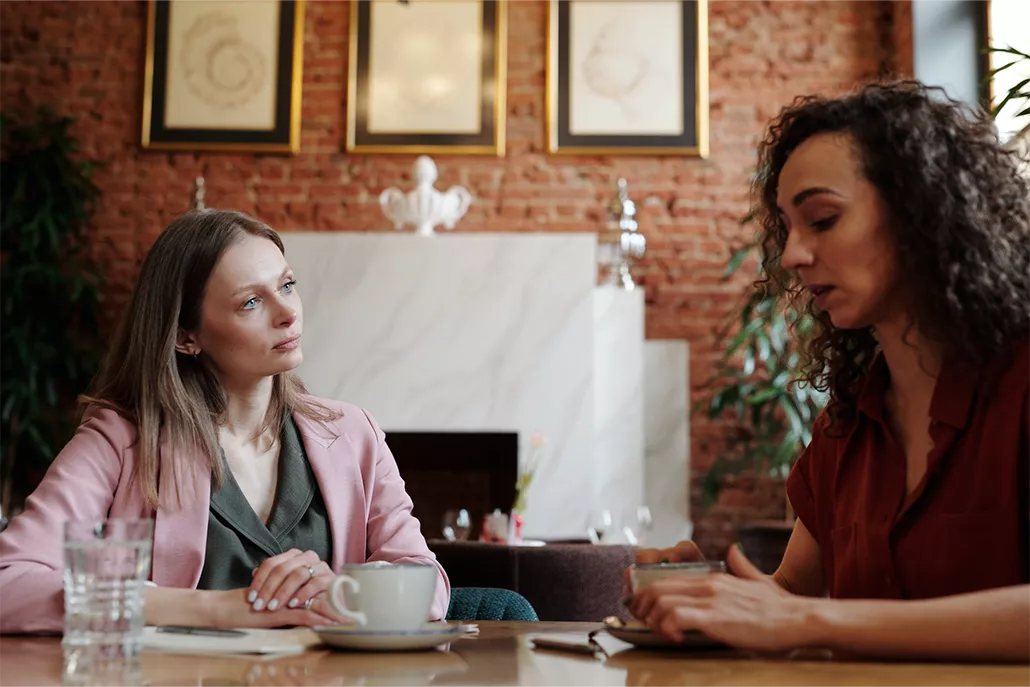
[{"x1": 0, "y1": 0, "x2": 906, "y2": 557}]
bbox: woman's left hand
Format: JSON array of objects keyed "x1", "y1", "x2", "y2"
[
  {"x1": 627, "y1": 545, "x2": 818, "y2": 652},
  {"x1": 248, "y1": 549, "x2": 337, "y2": 615}
]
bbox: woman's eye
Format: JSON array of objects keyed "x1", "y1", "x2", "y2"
[
  {"x1": 241, "y1": 297, "x2": 258, "y2": 310},
  {"x1": 811, "y1": 216, "x2": 838, "y2": 231},
  {"x1": 282, "y1": 279, "x2": 297, "y2": 294}
]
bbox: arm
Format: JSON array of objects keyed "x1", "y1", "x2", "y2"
[
  {"x1": 805, "y1": 584, "x2": 1030, "y2": 662},
  {"x1": 0, "y1": 411, "x2": 124, "y2": 634},
  {"x1": 361, "y1": 410, "x2": 451, "y2": 620},
  {"x1": 772, "y1": 519, "x2": 825, "y2": 597}
]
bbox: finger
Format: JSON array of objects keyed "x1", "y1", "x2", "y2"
[
  {"x1": 726, "y1": 543, "x2": 766, "y2": 581},
  {"x1": 644, "y1": 593, "x2": 713, "y2": 628},
  {"x1": 249, "y1": 549, "x2": 303, "y2": 602},
  {"x1": 306, "y1": 595, "x2": 356, "y2": 626},
  {"x1": 655, "y1": 605, "x2": 707, "y2": 643},
  {"x1": 252, "y1": 551, "x2": 320, "y2": 611},
  {"x1": 629, "y1": 574, "x2": 721, "y2": 619},
  {"x1": 635, "y1": 548, "x2": 664, "y2": 565},
  {"x1": 672, "y1": 540, "x2": 705, "y2": 562},
  {"x1": 285, "y1": 570, "x2": 333, "y2": 610}
]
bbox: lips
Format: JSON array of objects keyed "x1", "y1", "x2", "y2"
[
  {"x1": 274, "y1": 335, "x2": 301, "y2": 351},
  {"x1": 808, "y1": 285, "x2": 833, "y2": 297}
]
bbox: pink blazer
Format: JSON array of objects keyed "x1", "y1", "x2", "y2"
[{"x1": 0, "y1": 398, "x2": 450, "y2": 634}]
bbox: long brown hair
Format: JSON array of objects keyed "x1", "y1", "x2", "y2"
[
  {"x1": 83, "y1": 209, "x2": 340, "y2": 509},
  {"x1": 753, "y1": 81, "x2": 1030, "y2": 430}
]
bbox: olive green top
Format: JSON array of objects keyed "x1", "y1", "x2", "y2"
[{"x1": 197, "y1": 416, "x2": 333, "y2": 590}]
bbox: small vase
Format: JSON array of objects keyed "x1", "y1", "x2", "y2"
[{"x1": 507, "y1": 512, "x2": 524, "y2": 545}]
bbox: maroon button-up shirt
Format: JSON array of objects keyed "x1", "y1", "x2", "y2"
[{"x1": 786, "y1": 339, "x2": 1029, "y2": 600}]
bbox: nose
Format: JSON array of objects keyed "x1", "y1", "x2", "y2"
[
  {"x1": 779, "y1": 227, "x2": 815, "y2": 272},
  {"x1": 275, "y1": 298, "x2": 298, "y2": 328}
]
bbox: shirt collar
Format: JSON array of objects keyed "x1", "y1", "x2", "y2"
[{"x1": 856, "y1": 349, "x2": 980, "y2": 430}]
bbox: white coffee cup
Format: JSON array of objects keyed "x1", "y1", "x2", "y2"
[{"x1": 327, "y1": 562, "x2": 437, "y2": 631}]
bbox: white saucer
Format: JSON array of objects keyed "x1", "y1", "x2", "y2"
[{"x1": 313, "y1": 622, "x2": 468, "y2": 652}]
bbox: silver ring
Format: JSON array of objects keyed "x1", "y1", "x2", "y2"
[
  {"x1": 303, "y1": 597, "x2": 315, "y2": 611},
  {"x1": 307, "y1": 566, "x2": 316, "y2": 579}
]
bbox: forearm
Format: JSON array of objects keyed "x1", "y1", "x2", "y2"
[
  {"x1": 804, "y1": 585, "x2": 1030, "y2": 662},
  {"x1": 144, "y1": 587, "x2": 223, "y2": 628}
]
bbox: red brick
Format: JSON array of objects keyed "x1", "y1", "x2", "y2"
[{"x1": 0, "y1": 0, "x2": 903, "y2": 559}]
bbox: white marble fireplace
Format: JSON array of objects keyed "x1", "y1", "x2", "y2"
[{"x1": 281, "y1": 232, "x2": 690, "y2": 543}]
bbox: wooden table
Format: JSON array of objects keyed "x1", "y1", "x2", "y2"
[{"x1": 1, "y1": 621, "x2": 1027, "y2": 686}]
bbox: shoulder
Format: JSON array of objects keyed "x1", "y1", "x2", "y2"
[
  {"x1": 77, "y1": 404, "x2": 138, "y2": 450},
  {"x1": 294, "y1": 395, "x2": 385, "y2": 442}
]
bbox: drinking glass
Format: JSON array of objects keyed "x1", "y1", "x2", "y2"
[
  {"x1": 587, "y1": 509, "x2": 613, "y2": 544},
  {"x1": 63, "y1": 518, "x2": 153, "y2": 661}
]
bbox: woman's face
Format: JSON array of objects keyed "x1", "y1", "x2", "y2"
[
  {"x1": 181, "y1": 234, "x2": 303, "y2": 385},
  {"x1": 777, "y1": 132, "x2": 903, "y2": 330}
]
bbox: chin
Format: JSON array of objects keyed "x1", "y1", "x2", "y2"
[
  {"x1": 826, "y1": 308, "x2": 874, "y2": 331},
  {"x1": 270, "y1": 349, "x2": 304, "y2": 374}
]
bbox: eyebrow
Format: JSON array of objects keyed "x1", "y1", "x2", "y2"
[
  {"x1": 232, "y1": 267, "x2": 292, "y2": 297},
  {"x1": 777, "y1": 186, "x2": 843, "y2": 214}
]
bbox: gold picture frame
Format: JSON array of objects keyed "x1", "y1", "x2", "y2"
[
  {"x1": 142, "y1": 0, "x2": 305, "y2": 154},
  {"x1": 346, "y1": 0, "x2": 507, "y2": 156},
  {"x1": 547, "y1": 0, "x2": 709, "y2": 157}
]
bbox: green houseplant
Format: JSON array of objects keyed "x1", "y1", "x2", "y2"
[
  {"x1": 697, "y1": 225, "x2": 827, "y2": 510},
  {"x1": 0, "y1": 108, "x2": 106, "y2": 519},
  {"x1": 693, "y1": 216, "x2": 827, "y2": 571}
]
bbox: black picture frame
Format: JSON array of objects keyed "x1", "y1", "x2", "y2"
[
  {"x1": 142, "y1": 0, "x2": 304, "y2": 153},
  {"x1": 346, "y1": 0, "x2": 507, "y2": 155},
  {"x1": 547, "y1": 0, "x2": 709, "y2": 157}
]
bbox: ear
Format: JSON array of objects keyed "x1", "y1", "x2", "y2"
[{"x1": 175, "y1": 329, "x2": 201, "y2": 357}]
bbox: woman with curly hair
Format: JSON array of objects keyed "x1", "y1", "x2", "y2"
[{"x1": 629, "y1": 81, "x2": 1029, "y2": 661}]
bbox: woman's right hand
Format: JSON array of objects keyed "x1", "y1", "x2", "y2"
[
  {"x1": 635, "y1": 540, "x2": 705, "y2": 565},
  {"x1": 624, "y1": 541, "x2": 706, "y2": 600},
  {"x1": 207, "y1": 588, "x2": 345, "y2": 629}
]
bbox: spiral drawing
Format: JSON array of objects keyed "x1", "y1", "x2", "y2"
[{"x1": 180, "y1": 12, "x2": 266, "y2": 110}]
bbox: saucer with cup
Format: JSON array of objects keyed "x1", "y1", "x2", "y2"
[{"x1": 313, "y1": 562, "x2": 469, "y2": 652}]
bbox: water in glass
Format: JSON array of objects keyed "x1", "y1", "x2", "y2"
[{"x1": 63, "y1": 518, "x2": 153, "y2": 660}]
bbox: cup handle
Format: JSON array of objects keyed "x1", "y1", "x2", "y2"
[{"x1": 327, "y1": 574, "x2": 368, "y2": 626}]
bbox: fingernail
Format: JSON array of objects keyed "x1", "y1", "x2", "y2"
[
  {"x1": 267, "y1": 599, "x2": 279, "y2": 611},
  {"x1": 621, "y1": 595, "x2": 633, "y2": 606},
  {"x1": 252, "y1": 598, "x2": 265, "y2": 611},
  {"x1": 247, "y1": 590, "x2": 257, "y2": 603},
  {"x1": 288, "y1": 598, "x2": 299, "y2": 608},
  {"x1": 735, "y1": 542, "x2": 745, "y2": 554},
  {"x1": 252, "y1": 567, "x2": 258, "y2": 576}
]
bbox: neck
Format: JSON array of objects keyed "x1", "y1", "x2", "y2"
[
  {"x1": 219, "y1": 375, "x2": 276, "y2": 444},
  {"x1": 874, "y1": 315, "x2": 943, "y2": 408}
]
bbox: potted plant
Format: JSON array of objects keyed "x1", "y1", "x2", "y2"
[
  {"x1": 0, "y1": 107, "x2": 106, "y2": 525},
  {"x1": 694, "y1": 216, "x2": 827, "y2": 572}
]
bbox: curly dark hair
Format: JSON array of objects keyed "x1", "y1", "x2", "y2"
[{"x1": 753, "y1": 80, "x2": 1030, "y2": 427}]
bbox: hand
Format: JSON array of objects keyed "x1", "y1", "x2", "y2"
[
  {"x1": 207, "y1": 588, "x2": 339, "y2": 629},
  {"x1": 627, "y1": 545, "x2": 817, "y2": 652},
  {"x1": 635, "y1": 540, "x2": 705, "y2": 565},
  {"x1": 248, "y1": 549, "x2": 342, "y2": 621},
  {"x1": 624, "y1": 540, "x2": 706, "y2": 598}
]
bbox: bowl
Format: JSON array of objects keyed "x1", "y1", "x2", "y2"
[{"x1": 628, "y1": 560, "x2": 727, "y2": 593}]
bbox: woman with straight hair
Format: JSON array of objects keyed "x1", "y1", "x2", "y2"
[{"x1": 0, "y1": 209, "x2": 450, "y2": 632}]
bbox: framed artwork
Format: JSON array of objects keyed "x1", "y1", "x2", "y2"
[
  {"x1": 347, "y1": 0, "x2": 507, "y2": 156},
  {"x1": 984, "y1": 0, "x2": 1030, "y2": 144},
  {"x1": 547, "y1": 0, "x2": 709, "y2": 157},
  {"x1": 142, "y1": 0, "x2": 305, "y2": 153}
]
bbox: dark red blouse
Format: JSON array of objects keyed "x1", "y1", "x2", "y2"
[{"x1": 786, "y1": 339, "x2": 1029, "y2": 600}]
